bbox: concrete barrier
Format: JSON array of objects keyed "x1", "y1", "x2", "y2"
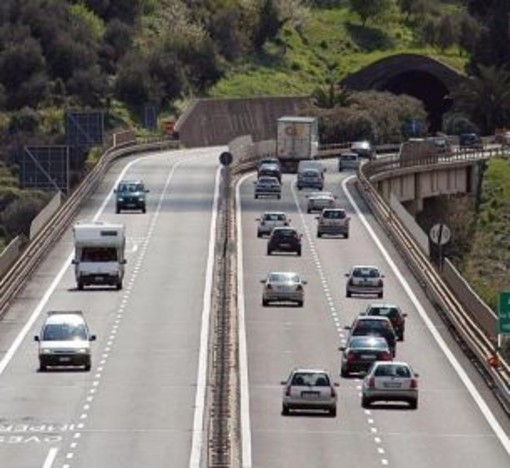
[
  {"x1": 29, "y1": 191, "x2": 62, "y2": 240},
  {"x1": 0, "y1": 237, "x2": 21, "y2": 278}
]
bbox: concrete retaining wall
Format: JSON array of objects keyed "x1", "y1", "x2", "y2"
[{"x1": 176, "y1": 96, "x2": 310, "y2": 147}]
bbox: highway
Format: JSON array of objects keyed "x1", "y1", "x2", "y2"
[
  {"x1": 237, "y1": 158, "x2": 510, "y2": 468},
  {"x1": 0, "y1": 147, "x2": 221, "y2": 468}
]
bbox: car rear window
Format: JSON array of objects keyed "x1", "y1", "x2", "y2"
[
  {"x1": 292, "y1": 372, "x2": 330, "y2": 386},
  {"x1": 323, "y1": 210, "x2": 345, "y2": 219},
  {"x1": 353, "y1": 267, "x2": 379, "y2": 278},
  {"x1": 269, "y1": 273, "x2": 300, "y2": 283},
  {"x1": 274, "y1": 229, "x2": 296, "y2": 237},
  {"x1": 264, "y1": 214, "x2": 285, "y2": 221},
  {"x1": 349, "y1": 336, "x2": 387, "y2": 349},
  {"x1": 368, "y1": 307, "x2": 399, "y2": 319},
  {"x1": 375, "y1": 365, "x2": 411, "y2": 378}
]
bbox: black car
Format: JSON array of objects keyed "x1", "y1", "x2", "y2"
[
  {"x1": 459, "y1": 133, "x2": 483, "y2": 150},
  {"x1": 360, "y1": 303, "x2": 407, "y2": 341},
  {"x1": 114, "y1": 180, "x2": 149, "y2": 213},
  {"x1": 345, "y1": 316, "x2": 397, "y2": 356},
  {"x1": 267, "y1": 227, "x2": 302, "y2": 256},
  {"x1": 339, "y1": 336, "x2": 392, "y2": 377}
]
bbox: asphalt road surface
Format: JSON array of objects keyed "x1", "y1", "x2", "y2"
[
  {"x1": 0, "y1": 147, "x2": 221, "y2": 468},
  {"x1": 237, "y1": 158, "x2": 510, "y2": 468}
]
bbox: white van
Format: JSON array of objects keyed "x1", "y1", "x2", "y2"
[
  {"x1": 72, "y1": 221, "x2": 126, "y2": 290},
  {"x1": 338, "y1": 152, "x2": 360, "y2": 171}
]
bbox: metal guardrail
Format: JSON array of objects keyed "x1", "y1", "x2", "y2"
[
  {"x1": 0, "y1": 138, "x2": 179, "y2": 319},
  {"x1": 357, "y1": 158, "x2": 510, "y2": 414}
]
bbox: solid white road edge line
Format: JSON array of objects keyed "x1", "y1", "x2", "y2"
[
  {"x1": 188, "y1": 164, "x2": 222, "y2": 468},
  {"x1": 237, "y1": 172, "x2": 255, "y2": 468},
  {"x1": 342, "y1": 175, "x2": 510, "y2": 455},
  {"x1": 42, "y1": 447, "x2": 58, "y2": 468}
]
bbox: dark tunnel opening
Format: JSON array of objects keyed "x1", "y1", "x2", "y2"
[{"x1": 382, "y1": 70, "x2": 452, "y2": 133}]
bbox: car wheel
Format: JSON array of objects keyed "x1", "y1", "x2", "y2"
[
  {"x1": 344, "y1": 232, "x2": 349, "y2": 239},
  {"x1": 409, "y1": 399, "x2": 418, "y2": 410},
  {"x1": 262, "y1": 299, "x2": 269, "y2": 307},
  {"x1": 329, "y1": 407, "x2": 337, "y2": 417},
  {"x1": 317, "y1": 232, "x2": 322, "y2": 238},
  {"x1": 39, "y1": 362, "x2": 47, "y2": 372},
  {"x1": 84, "y1": 362, "x2": 91, "y2": 372},
  {"x1": 116, "y1": 280, "x2": 123, "y2": 290},
  {"x1": 307, "y1": 208, "x2": 311, "y2": 213},
  {"x1": 277, "y1": 195, "x2": 281, "y2": 199},
  {"x1": 255, "y1": 195, "x2": 258, "y2": 199},
  {"x1": 257, "y1": 232, "x2": 262, "y2": 238},
  {"x1": 346, "y1": 290, "x2": 352, "y2": 298},
  {"x1": 297, "y1": 300, "x2": 304, "y2": 307},
  {"x1": 77, "y1": 281, "x2": 84, "y2": 291},
  {"x1": 116, "y1": 206, "x2": 121, "y2": 214},
  {"x1": 361, "y1": 396, "x2": 371, "y2": 408},
  {"x1": 378, "y1": 292, "x2": 383, "y2": 299},
  {"x1": 142, "y1": 207, "x2": 146, "y2": 214},
  {"x1": 341, "y1": 367, "x2": 349, "y2": 378},
  {"x1": 297, "y1": 249, "x2": 301, "y2": 256},
  {"x1": 267, "y1": 249, "x2": 272, "y2": 255},
  {"x1": 339, "y1": 167, "x2": 343, "y2": 172},
  {"x1": 282, "y1": 404, "x2": 290, "y2": 416}
]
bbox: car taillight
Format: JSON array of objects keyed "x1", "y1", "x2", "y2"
[
  {"x1": 379, "y1": 351, "x2": 392, "y2": 361},
  {"x1": 347, "y1": 351, "x2": 355, "y2": 362},
  {"x1": 410, "y1": 378, "x2": 418, "y2": 389},
  {"x1": 367, "y1": 377, "x2": 375, "y2": 389},
  {"x1": 285, "y1": 385, "x2": 292, "y2": 396},
  {"x1": 296, "y1": 284, "x2": 303, "y2": 292}
]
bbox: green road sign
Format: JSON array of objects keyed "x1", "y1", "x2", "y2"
[{"x1": 498, "y1": 292, "x2": 510, "y2": 334}]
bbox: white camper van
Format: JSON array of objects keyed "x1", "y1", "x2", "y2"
[{"x1": 72, "y1": 221, "x2": 126, "y2": 290}]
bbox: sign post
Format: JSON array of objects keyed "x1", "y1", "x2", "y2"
[
  {"x1": 429, "y1": 223, "x2": 451, "y2": 270},
  {"x1": 498, "y1": 292, "x2": 510, "y2": 350}
]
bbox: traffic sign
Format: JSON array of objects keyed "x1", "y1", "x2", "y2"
[
  {"x1": 498, "y1": 292, "x2": 510, "y2": 334},
  {"x1": 219, "y1": 151, "x2": 233, "y2": 166},
  {"x1": 429, "y1": 223, "x2": 451, "y2": 246}
]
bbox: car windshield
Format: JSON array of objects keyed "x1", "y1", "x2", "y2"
[
  {"x1": 118, "y1": 183, "x2": 143, "y2": 192},
  {"x1": 291, "y1": 372, "x2": 330, "y2": 386},
  {"x1": 264, "y1": 214, "x2": 285, "y2": 221},
  {"x1": 269, "y1": 273, "x2": 300, "y2": 283},
  {"x1": 323, "y1": 210, "x2": 345, "y2": 219},
  {"x1": 354, "y1": 320, "x2": 390, "y2": 332},
  {"x1": 374, "y1": 364, "x2": 411, "y2": 378},
  {"x1": 81, "y1": 247, "x2": 118, "y2": 262},
  {"x1": 42, "y1": 323, "x2": 87, "y2": 341},
  {"x1": 349, "y1": 336, "x2": 387, "y2": 349},
  {"x1": 353, "y1": 267, "x2": 379, "y2": 278}
]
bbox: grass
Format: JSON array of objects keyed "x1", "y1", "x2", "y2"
[
  {"x1": 461, "y1": 156, "x2": 510, "y2": 310},
  {"x1": 210, "y1": 7, "x2": 467, "y2": 98}
]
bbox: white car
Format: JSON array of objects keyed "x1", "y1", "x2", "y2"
[
  {"x1": 34, "y1": 311, "x2": 96, "y2": 371},
  {"x1": 254, "y1": 176, "x2": 281, "y2": 199},
  {"x1": 345, "y1": 265, "x2": 384, "y2": 298},
  {"x1": 362, "y1": 361, "x2": 419, "y2": 409},
  {"x1": 306, "y1": 193, "x2": 336, "y2": 213},
  {"x1": 281, "y1": 368, "x2": 338, "y2": 416},
  {"x1": 261, "y1": 272, "x2": 306, "y2": 307},
  {"x1": 256, "y1": 212, "x2": 290, "y2": 237},
  {"x1": 316, "y1": 208, "x2": 350, "y2": 238}
]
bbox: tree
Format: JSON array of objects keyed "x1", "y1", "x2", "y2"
[
  {"x1": 451, "y1": 65, "x2": 510, "y2": 134},
  {"x1": 349, "y1": 0, "x2": 395, "y2": 26},
  {"x1": 436, "y1": 15, "x2": 457, "y2": 53},
  {"x1": 457, "y1": 12, "x2": 481, "y2": 57},
  {"x1": 253, "y1": 0, "x2": 282, "y2": 51},
  {"x1": 397, "y1": 0, "x2": 437, "y2": 20}
]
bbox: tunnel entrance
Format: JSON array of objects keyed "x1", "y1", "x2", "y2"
[
  {"x1": 383, "y1": 70, "x2": 452, "y2": 132},
  {"x1": 340, "y1": 54, "x2": 463, "y2": 134}
]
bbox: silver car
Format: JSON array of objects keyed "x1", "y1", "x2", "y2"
[
  {"x1": 256, "y1": 212, "x2": 290, "y2": 237},
  {"x1": 345, "y1": 265, "x2": 384, "y2": 298},
  {"x1": 261, "y1": 272, "x2": 306, "y2": 307},
  {"x1": 254, "y1": 176, "x2": 281, "y2": 199},
  {"x1": 362, "y1": 361, "x2": 419, "y2": 409},
  {"x1": 338, "y1": 152, "x2": 360, "y2": 171},
  {"x1": 281, "y1": 368, "x2": 338, "y2": 416},
  {"x1": 306, "y1": 193, "x2": 336, "y2": 213}
]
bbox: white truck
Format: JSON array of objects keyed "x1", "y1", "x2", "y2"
[
  {"x1": 72, "y1": 221, "x2": 126, "y2": 290},
  {"x1": 276, "y1": 116, "x2": 319, "y2": 173}
]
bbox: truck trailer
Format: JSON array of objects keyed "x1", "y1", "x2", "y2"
[
  {"x1": 276, "y1": 116, "x2": 319, "y2": 173},
  {"x1": 72, "y1": 221, "x2": 126, "y2": 290}
]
